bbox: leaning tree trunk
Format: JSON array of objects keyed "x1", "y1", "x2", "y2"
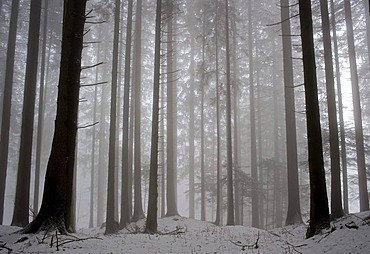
[
  {"x1": 0, "y1": 0, "x2": 20, "y2": 225},
  {"x1": 298, "y1": 0, "x2": 330, "y2": 238},
  {"x1": 22, "y1": 0, "x2": 87, "y2": 234}
]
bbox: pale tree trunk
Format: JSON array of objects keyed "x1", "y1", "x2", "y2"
[
  {"x1": 344, "y1": 0, "x2": 369, "y2": 212},
  {"x1": 330, "y1": 0, "x2": 349, "y2": 214},
  {"x1": 34, "y1": 0, "x2": 49, "y2": 217},
  {"x1": 106, "y1": 0, "x2": 120, "y2": 235},
  {"x1": 225, "y1": 0, "x2": 234, "y2": 226},
  {"x1": 280, "y1": 0, "x2": 302, "y2": 226},
  {"x1": 166, "y1": 0, "x2": 179, "y2": 217},
  {"x1": 299, "y1": 0, "x2": 330, "y2": 238},
  {"x1": 248, "y1": 0, "x2": 259, "y2": 228},
  {"x1": 120, "y1": 0, "x2": 133, "y2": 229},
  {"x1": 0, "y1": 0, "x2": 18, "y2": 224},
  {"x1": 319, "y1": 0, "x2": 344, "y2": 220},
  {"x1": 145, "y1": 0, "x2": 162, "y2": 233},
  {"x1": 12, "y1": 0, "x2": 42, "y2": 227}
]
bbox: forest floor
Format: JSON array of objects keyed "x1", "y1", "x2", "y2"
[{"x1": 0, "y1": 211, "x2": 370, "y2": 253}]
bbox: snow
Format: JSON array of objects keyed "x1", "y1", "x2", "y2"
[{"x1": 1, "y1": 212, "x2": 370, "y2": 253}]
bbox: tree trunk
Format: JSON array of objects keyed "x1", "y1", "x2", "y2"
[
  {"x1": 344, "y1": 0, "x2": 369, "y2": 212},
  {"x1": 319, "y1": 0, "x2": 344, "y2": 220},
  {"x1": 166, "y1": 0, "x2": 179, "y2": 217},
  {"x1": 299, "y1": 0, "x2": 330, "y2": 238},
  {"x1": 0, "y1": 0, "x2": 19, "y2": 225},
  {"x1": 120, "y1": 0, "x2": 133, "y2": 229},
  {"x1": 225, "y1": 0, "x2": 234, "y2": 226},
  {"x1": 131, "y1": 0, "x2": 145, "y2": 222},
  {"x1": 105, "y1": 0, "x2": 120, "y2": 235},
  {"x1": 330, "y1": 0, "x2": 349, "y2": 214},
  {"x1": 22, "y1": 0, "x2": 87, "y2": 233},
  {"x1": 12, "y1": 0, "x2": 42, "y2": 227},
  {"x1": 145, "y1": 0, "x2": 162, "y2": 233},
  {"x1": 34, "y1": 0, "x2": 49, "y2": 219},
  {"x1": 280, "y1": 0, "x2": 302, "y2": 226}
]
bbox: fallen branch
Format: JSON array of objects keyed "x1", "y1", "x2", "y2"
[
  {"x1": 56, "y1": 236, "x2": 103, "y2": 248},
  {"x1": 0, "y1": 242, "x2": 12, "y2": 253},
  {"x1": 158, "y1": 226, "x2": 185, "y2": 235},
  {"x1": 229, "y1": 232, "x2": 259, "y2": 251},
  {"x1": 351, "y1": 214, "x2": 370, "y2": 227},
  {"x1": 284, "y1": 241, "x2": 307, "y2": 254}
]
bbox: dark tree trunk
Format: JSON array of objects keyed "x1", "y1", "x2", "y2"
[
  {"x1": 225, "y1": 0, "x2": 234, "y2": 226},
  {"x1": 120, "y1": 0, "x2": 133, "y2": 229},
  {"x1": 344, "y1": 0, "x2": 369, "y2": 212},
  {"x1": 22, "y1": 0, "x2": 87, "y2": 234},
  {"x1": 105, "y1": 0, "x2": 121, "y2": 235},
  {"x1": 0, "y1": 0, "x2": 19, "y2": 225},
  {"x1": 319, "y1": 0, "x2": 344, "y2": 220},
  {"x1": 280, "y1": 0, "x2": 302, "y2": 226},
  {"x1": 298, "y1": 0, "x2": 330, "y2": 238},
  {"x1": 131, "y1": 0, "x2": 145, "y2": 222},
  {"x1": 145, "y1": 0, "x2": 162, "y2": 233},
  {"x1": 12, "y1": 0, "x2": 42, "y2": 227}
]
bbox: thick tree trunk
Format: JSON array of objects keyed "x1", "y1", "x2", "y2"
[
  {"x1": 22, "y1": 0, "x2": 87, "y2": 233},
  {"x1": 280, "y1": 0, "x2": 302, "y2": 226},
  {"x1": 344, "y1": 0, "x2": 369, "y2": 212},
  {"x1": 299, "y1": 0, "x2": 330, "y2": 238},
  {"x1": 145, "y1": 0, "x2": 162, "y2": 233},
  {"x1": 0, "y1": 0, "x2": 19, "y2": 225}
]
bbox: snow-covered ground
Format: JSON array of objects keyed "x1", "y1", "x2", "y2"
[{"x1": 1, "y1": 211, "x2": 369, "y2": 253}]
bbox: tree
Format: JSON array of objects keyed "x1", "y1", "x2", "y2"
[
  {"x1": 145, "y1": 0, "x2": 162, "y2": 234},
  {"x1": 106, "y1": 0, "x2": 121, "y2": 235},
  {"x1": 120, "y1": 0, "x2": 133, "y2": 229},
  {"x1": 0, "y1": 0, "x2": 20, "y2": 225},
  {"x1": 344, "y1": 0, "x2": 369, "y2": 212},
  {"x1": 225, "y1": 0, "x2": 234, "y2": 226},
  {"x1": 131, "y1": 0, "x2": 145, "y2": 222},
  {"x1": 319, "y1": 0, "x2": 343, "y2": 220},
  {"x1": 165, "y1": 0, "x2": 179, "y2": 217},
  {"x1": 280, "y1": 0, "x2": 303, "y2": 226},
  {"x1": 11, "y1": 0, "x2": 42, "y2": 227},
  {"x1": 21, "y1": 0, "x2": 87, "y2": 234},
  {"x1": 298, "y1": 0, "x2": 330, "y2": 238},
  {"x1": 248, "y1": 0, "x2": 259, "y2": 228}
]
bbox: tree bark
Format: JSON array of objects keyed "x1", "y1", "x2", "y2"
[{"x1": 22, "y1": 0, "x2": 87, "y2": 233}]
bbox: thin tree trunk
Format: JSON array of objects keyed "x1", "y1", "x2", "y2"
[
  {"x1": 0, "y1": 0, "x2": 20, "y2": 225},
  {"x1": 12, "y1": 0, "x2": 42, "y2": 227},
  {"x1": 225, "y1": 0, "x2": 234, "y2": 226},
  {"x1": 145, "y1": 0, "x2": 162, "y2": 233},
  {"x1": 280, "y1": 0, "x2": 302, "y2": 226},
  {"x1": 330, "y1": 0, "x2": 349, "y2": 214},
  {"x1": 120, "y1": 0, "x2": 133, "y2": 229},
  {"x1": 319, "y1": 0, "x2": 344, "y2": 220},
  {"x1": 34, "y1": 0, "x2": 49, "y2": 218},
  {"x1": 344, "y1": 0, "x2": 369, "y2": 212},
  {"x1": 106, "y1": 0, "x2": 120, "y2": 235},
  {"x1": 131, "y1": 0, "x2": 145, "y2": 221}
]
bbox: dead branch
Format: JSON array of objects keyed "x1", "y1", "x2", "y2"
[
  {"x1": 229, "y1": 232, "x2": 259, "y2": 250},
  {"x1": 284, "y1": 241, "x2": 307, "y2": 254},
  {"x1": 56, "y1": 236, "x2": 103, "y2": 248},
  {"x1": 78, "y1": 122, "x2": 99, "y2": 129},
  {"x1": 81, "y1": 62, "x2": 104, "y2": 70},
  {"x1": 158, "y1": 226, "x2": 185, "y2": 235},
  {"x1": 0, "y1": 242, "x2": 12, "y2": 253},
  {"x1": 351, "y1": 214, "x2": 370, "y2": 227},
  {"x1": 81, "y1": 81, "x2": 108, "y2": 87},
  {"x1": 266, "y1": 13, "x2": 299, "y2": 27}
]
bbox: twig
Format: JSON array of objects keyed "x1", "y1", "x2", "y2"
[
  {"x1": 56, "y1": 236, "x2": 103, "y2": 248},
  {"x1": 229, "y1": 232, "x2": 259, "y2": 250},
  {"x1": 0, "y1": 242, "x2": 12, "y2": 253}
]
